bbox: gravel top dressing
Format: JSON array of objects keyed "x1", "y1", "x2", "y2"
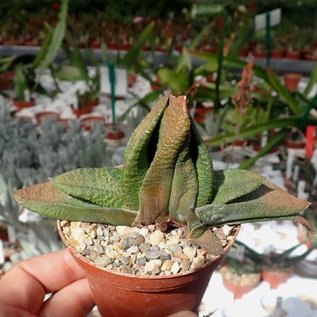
[{"x1": 60, "y1": 220, "x2": 236, "y2": 276}]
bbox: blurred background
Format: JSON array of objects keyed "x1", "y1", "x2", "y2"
[{"x1": 0, "y1": 1, "x2": 317, "y2": 316}]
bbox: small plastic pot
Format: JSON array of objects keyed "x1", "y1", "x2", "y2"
[
  {"x1": 13, "y1": 99, "x2": 36, "y2": 110},
  {"x1": 261, "y1": 267, "x2": 293, "y2": 289},
  {"x1": 58, "y1": 222, "x2": 239, "y2": 317},
  {"x1": 220, "y1": 265, "x2": 261, "y2": 299},
  {"x1": 283, "y1": 73, "x2": 302, "y2": 92}
]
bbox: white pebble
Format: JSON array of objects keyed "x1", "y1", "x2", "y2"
[
  {"x1": 166, "y1": 236, "x2": 180, "y2": 245},
  {"x1": 171, "y1": 262, "x2": 180, "y2": 274},
  {"x1": 223, "y1": 225, "x2": 231, "y2": 236},
  {"x1": 71, "y1": 227, "x2": 86, "y2": 241},
  {"x1": 183, "y1": 246, "x2": 196, "y2": 260},
  {"x1": 116, "y1": 226, "x2": 132, "y2": 236},
  {"x1": 126, "y1": 246, "x2": 139, "y2": 254},
  {"x1": 139, "y1": 227, "x2": 149, "y2": 237},
  {"x1": 149, "y1": 230, "x2": 164, "y2": 245},
  {"x1": 161, "y1": 260, "x2": 173, "y2": 271},
  {"x1": 191, "y1": 256, "x2": 205, "y2": 269}
]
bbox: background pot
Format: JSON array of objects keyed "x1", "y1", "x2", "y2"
[
  {"x1": 220, "y1": 266, "x2": 261, "y2": 299},
  {"x1": 58, "y1": 222, "x2": 239, "y2": 317},
  {"x1": 35, "y1": 111, "x2": 60, "y2": 125},
  {"x1": 13, "y1": 98, "x2": 36, "y2": 110},
  {"x1": 261, "y1": 267, "x2": 293, "y2": 289},
  {"x1": 283, "y1": 73, "x2": 302, "y2": 92}
]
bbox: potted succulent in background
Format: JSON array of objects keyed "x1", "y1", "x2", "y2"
[
  {"x1": 14, "y1": 94, "x2": 310, "y2": 317},
  {"x1": 12, "y1": 64, "x2": 36, "y2": 110},
  {"x1": 71, "y1": 90, "x2": 99, "y2": 117},
  {"x1": 261, "y1": 243, "x2": 312, "y2": 289},
  {"x1": 220, "y1": 241, "x2": 262, "y2": 299},
  {"x1": 283, "y1": 72, "x2": 303, "y2": 92}
]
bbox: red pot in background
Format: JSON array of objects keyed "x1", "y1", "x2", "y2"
[
  {"x1": 0, "y1": 71, "x2": 14, "y2": 90},
  {"x1": 271, "y1": 49, "x2": 284, "y2": 59},
  {"x1": 128, "y1": 73, "x2": 137, "y2": 88},
  {"x1": 72, "y1": 98, "x2": 98, "y2": 117},
  {"x1": 261, "y1": 267, "x2": 293, "y2": 289},
  {"x1": 13, "y1": 99, "x2": 36, "y2": 110},
  {"x1": 283, "y1": 73, "x2": 302, "y2": 92},
  {"x1": 239, "y1": 47, "x2": 249, "y2": 57},
  {"x1": 0, "y1": 224, "x2": 8, "y2": 242},
  {"x1": 252, "y1": 48, "x2": 266, "y2": 58},
  {"x1": 220, "y1": 267, "x2": 261, "y2": 299},
  {"x1": 80, "y1": 115, "x2": 105, "y2": 131},
  {"x1": 151, "y1": 77, "x2": 161, "y2": 91},
  {"x1": 58, "y1": 223, "x2": 239, "y2": 317},
  {"x1": 35, "y1": 111, "x2": 60, "y2": 125},
  {"x1": 285, "y1": 50, "x2": 301, "y2": 60}
]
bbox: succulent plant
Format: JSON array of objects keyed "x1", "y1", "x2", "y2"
[{"x1": 14, "y1": 94, "x2": 311, "y2": 255}]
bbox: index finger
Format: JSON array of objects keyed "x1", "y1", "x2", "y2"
[{"x1": 0, "y1": 248, "x2": 89, "y2": 314}]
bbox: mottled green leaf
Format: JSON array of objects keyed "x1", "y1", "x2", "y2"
[
  {"x1": 122, "y1": 95, "x2": 169, "y2": 210},
  {"x1": 39, "y1": 0, "x2": 68, "y2": 69},
  {"x1": 134, "y1": 95, "x2": 191, "y2": 225},
  {"x1": 190, "y1": 122, "x2": 213, "y2": 207},
  {"x1": 52, "y1": 167, "x2": 124, "y2": 208},
  {"x1": 189, "y1": 229, "x2": 225, "y2": 255},
  {"x1": 197, "y1": 182, "x2": 310, "y2": 226},
  {"x1": 168, "y1": 137, "x2": 198, "y2": 223},
  {"x1": 14, "y1": 182, "x2": 136, "y2": 225},
  {"x1": 212, "y1": 169, "x2": 265, "y2": 204}
]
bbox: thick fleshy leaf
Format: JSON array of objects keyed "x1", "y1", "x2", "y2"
[
  {"x1": 14, "y1": 182, "x2": 137, "y2": 225},
  {"x1": 211, "y1": 169, "x2": 265, "y2": 204},
  {"x1": 196, "y1": 182, "x2": 310, "y2": 226},
  {"x1": 134, "y1": 95, "x2": 190, "y2": 225},
  {"x1": 52, "y1": 167, "x2": 124, "y2": 208},
  {"x1": 122, "y1": 95, "x2": 169, "y2": 210},
  {"x1": 189, "y1": 229, "x2": 225, "y2": 255},
  {"x1": 185, "y1": 210, "x2": 224, "y2": 255},
  {"x1": 190, "y1": 122, "x2": 213, "y2": 207},
  {"x1": 168, "y1": 137, "x2": 198, "y2": 223}
]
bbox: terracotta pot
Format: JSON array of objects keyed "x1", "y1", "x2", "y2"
[
  {"x1": 80, "y1": 115, "x2": 105, "y2": 131},
  {"x1": 270, "y1": 49, "x2": 284, "y2": 59},
  {"x1": 285, "y1": 51, "x2": 301, "y2": 60},
  {"x1": 252, "y1": 48, "x2": 266, "y2": 58},
  {"x1": 261, "y1": 267, "x2": 293, "y2": 289},
  {"x1": 128, "y1": 73, "x2": 137, "y2": 88},
  {"x1": 72, "y1": 99, "x2": 98, "y2": 117},
  {"x1": 151, "y1": 77, "x2": 161, "y2": 91},
  {"x1": 0, "y1": 226, "x2": 8, "y2": 242},
  {"x1": 220, "y1": 267, "x2": 261, "y2": 299},
  {"x1": 58, "y1": 223, "x2": 239, "y2": 317},
  {"x1": 35, "y1": 111, "x2": 60, "y2": 125},
  {"x1": 304, "y1": 54, "x2": 317, "y2": 61},
  {"x1": 239, "y1": 47, "x2": 249, "y2": 57},
  {"x1": 283, "y1": 73, "x2": 302, "y2": 92},
  {"x1": 0, "y1": 71, "x2": 14, "y2": 90},
  {"x1": 13, "y1": 99, "x2": 36, "y2": 110},
  {"x1": 56, "y1": 118, "x2": 71, "y2": 130}
]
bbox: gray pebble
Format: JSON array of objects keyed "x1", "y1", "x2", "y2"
[
  {"x1": 136, "y1": 257, "x2": 147, "y2": 265},
  {"x1": 94, "y1": 255, "x2": 112, "y2": 267},
  {"x1": 167, "y1": 243, "x2": 182, "y2": 253},
  {"x1": 96, "y1": 227, "x2": 104, "y2": 237},
  {"x1": 126, "y1": 245, "x2": 139, "y2": 254},
  {"x1": 139, "y1": 243, "x2": 151, "y2": 253},
  {"x1": 89, "y1": 250, "x2": 100, "y2": 261},
  {"x1": 145, "y1": 250, "x2": 162, "y2": 260}
]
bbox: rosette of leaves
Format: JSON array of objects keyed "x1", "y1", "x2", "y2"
[{"x1": 14, "y1": 94, "x2": 311, "y2": 255}]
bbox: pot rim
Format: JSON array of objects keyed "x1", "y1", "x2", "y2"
[{"x1": 57, "y1": 220, "x2": 240, "y2": 280}]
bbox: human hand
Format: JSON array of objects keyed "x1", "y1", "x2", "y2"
[
  {"x1": 0, "y1": 248, "x2": 94, "y2": 317},
  {"x1": 0, "y1": 249, "x2": 198, "y2": 317}
]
